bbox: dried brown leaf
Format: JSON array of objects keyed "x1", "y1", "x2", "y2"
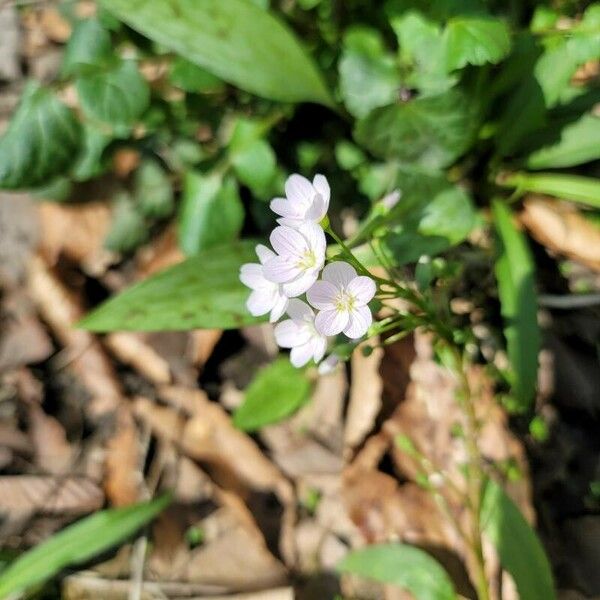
[
  {"x1": 521, "y1": 196, "x2": 600, "y2": 272},
  {"x1": 0, "y1": 475, "x2": 103, "y2": 515},
  {"x1": 28, "y1": 404, "x2": 75, "y2": 475},
  {"x1": 28, "y1": 255, "x2": 122, "y2": 417},
  {"x1": 104, "y1": 407, "x2": 143, "y2": 506},
  {"x1": 38, "y1": 201, "x2": 115, "y2": 276},
  {"x1": 344, "y1": 341, "x2": 383, "y2": 452}
]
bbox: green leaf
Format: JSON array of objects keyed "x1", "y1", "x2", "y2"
[
  {"x1": 76, "y1": 59, "x2": 150, "y2": 127},
  {"x1": 229, "y1": 118, "x2": 277, "y2": 193},
  {"x1": 169, "y1": 57, "x2": 223, "y2": 93},
  {"x1": 338, "y1": 543, "x2": 456, "y2": 600},
  {"x1": 338, "y1": 27, "x2": 399, "y2": 118},
  {"x1": 391, "y1": 12, "x2": 456, "y2": 96},
  {"x1": 79, "y1": 240, "x2": 260, "y2": 332},
  {"x1": 135, "y1": 160, "x2": 174, "y2": 219},
  {"x1": 503, "y1": 172, "x2": 600, "y2": 209},
  {"x1": 492, "y1": 200, "x2": 540, "y2": 408},
  {"x1": 104, "y1": 193, "x2": 148, "y2": 253},
  {"x1": 354, "y1": 89, "x2": 476, "y2": 169},
  {"x1": 61, "y1": 18, "x2": 112, "y2": 76},
  {"x1": 178, "y1": 172, "x2": 244, "y2": 255},
  {"x1": 0, "y1": 83, "x2": 81, "y2": 189},
  {"x1": 525, "y1": 114, "x2": 600, "y2": 169},
  {"x1": 72, "y1": 124, "x2": 112, "y2": 181},
  {"x1": 481, "y1": 479, "x2": 555, "y2": 600},
  {"x1": 444, "y1": 16, "x2": 511, "y2": 70},
  {"x1": 0, "y1": 494, "x2": 170, "y2": 599},
  {"x1": 233, "y1": 358, "x2": 312, "y2": 431},
  {"x1": 101, "y1": 0, "x2": 333, "y2": 106},
  {"x1": 379, "y1": 168, "x2": 476, "y2": 265}
]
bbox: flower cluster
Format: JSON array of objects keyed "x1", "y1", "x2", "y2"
[{"x1": 240, "y1": 174, "x2": 376, "y2": 367}]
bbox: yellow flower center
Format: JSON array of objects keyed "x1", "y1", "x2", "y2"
[
  {"x1": 297, "y1": 250, "x2": 317, "y2": 271},
  {"x1": 335, "y1": 290, "x2": 355, "y2": 312}
]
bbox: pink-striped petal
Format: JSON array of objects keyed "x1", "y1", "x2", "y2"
[
  {"x1": 247, "y1": 289, "x2": 276, "y2": 316},
  {"x1": 240, "y1": 263, "x2": 265, "y2": 290},
  {"x1": 312, "y1": 174, "x2": 330, "y2": 208},
  {"x1": 306, "y1": 280, "x2": 337, "y2": 310},
  {"x1": 285, "y1": 174, "x2": 314, "y2": 207},
  {"x1": 315, "y1": 309, "x2": 349, "y2": 336},
  {"x1": 270, "y1": 226, "x2": 306, "y2": 257},
  {"x1": 269, "y1": 294, "x2": 289, "y2": 322},
  {"x1": 286, "y1": 298, "x2": 314, "y2": 321},
  {"x1": 282, "y1": 270, "x2": 318, "y2": 297},
  {"x1": 255, "y1": 244, "x2": 275, "y2": 264},
  {"x1": 347, "y1": 276, "x2": 376, "y2": 305},
  {"x1": 343, "y1": 305, "x2": 372, "y2": 339},
  {"x1": 263, "y1": 256, "x2": 299, "y2": 283},
  {"x1": 321, "y1": 261, "x2": 356, "y2": 287},
  {"x1": 274, "y1": 319, "x2": 311, "y2": 348},
  {"x1": 290, "y1": 342, "x2": 315, "y2": 367}
]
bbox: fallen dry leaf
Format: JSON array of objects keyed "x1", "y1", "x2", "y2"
[
  {"x1": 0, "y1": 6, "x2": 21, "y2": 81},
  {"x1": 0, "y1": 192, "x2": 39, "y2": 287},
  {"x1": 344, "y1": 340, "x2": 384, "y2": 453},
  {"x1": 0, "y1": 290, "x2": 53, "y2": 371},
  {"x1": 28, "y1": 404, "x2": 75, "y2": 475},
  {"x1": 0, "y1": 476, "x2": 103, "y2": 516},
  {"x1": 104, "y1": 407, "x2": 144, "y2": 506},
  {"x1": 521, "y1": 196, "x2": 600, "y2": 272},
  {"x1": 37, "y1": 201, "x2": 116, "y2": 276},
  {"x1": 28, "y1": 255, "x2": 122, "y2": 418},
  {"x1": 105, "y1": 333, "x2": 172, "y2": 385}
]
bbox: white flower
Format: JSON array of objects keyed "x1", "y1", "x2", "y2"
[
  {"x1": 318, "y1": 354, "x2": 341, "y2": 375},
  {"x1": 239, "y1": 244, "x2": 288, "y2": 322},
  {"x1": 307, "y1": 262, "x2": 376, "y2": 339},
  {"x1": 263, "y1": 222, "x2": 326, "y2": 297},
  {"x1": 274, "y1": 299, "x2": 327, "y2": 367},
  {"x1": 270, "y1": 173, "x2": 330, "y2": 228}
]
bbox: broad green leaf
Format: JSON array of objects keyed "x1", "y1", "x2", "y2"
[
  {"x1": 61, "y1": 18, "x2": 112, "y2": 76},
  {"x1": 229, "y1": 118, "x2": 277, "y2": 193},
  {"x1": 79, "y1": 240, "x2": 260, "y2": 331},
  {"x1": 104, "y1": 193, "x2": 148, "y2": 253},
  {"x1": 354, "y1": 89, "x2": 476, "y2": 169},
  {"x1": 492, "y1": 200, "x2": 540, "y2": 408},
  {"x1": 444, "y1": 16, "x2": 511, "y2": 70},
  {"x1": 178, "y1": 172, "x2": 244, "y2": 255},
  {"x1": 72, "y1": 124, "x2": 111, "y2": 181},
  {"x1": 233, "y1": 358, "x2": 312, "y2": 431},
  {"x1": 0, "y1": 494, "x2": 170, "y2": 599},
  {"x1": 481, "y1": 480, "x2": 555, "y2": 600},
  {"x1": 0, "y1": 83, "x2": 81, "y2": 189},
  {"x1": 381, "y1": 171, "x2": 476, "y2": 265},
  {"x1": 525, "y1": 114, "x2": 600, "y2": 169},
  {"x1": 503, "y1": 172, "x2": 600, "y2": 209},
  {"x1": 169, "y1": 57, "x2": 223, "y2": 93},
  {"x1": 391, "y1": 12, "x2": 455, "y2": 96},
  {"x1": 338, "y1": 543, "x2": 456, "y2": 600},
  {"x1": 338, "y1": 27, "x2": 399, "y2": 118},
  {"x1": 77, "y1": 59, "x2": 150, "y2": 127},
  {"x1": 135, "y1": 160, "x2": 174, "y2": 219},
  {"x1": 101, "y1": 0, "x2": 333, "y2": 106}
]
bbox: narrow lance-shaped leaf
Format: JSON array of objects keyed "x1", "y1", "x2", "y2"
[
  {"x1": 481, "y1": 479, "x2": 556, "y2": 600},
  {"x1": 502, "y1": 172, "x2": 600, "y2": 209},
  {"x1": 492, "y1": 200, "x2": 540, "y2": 408},
  {"x1": 100, "y1": 0, "x2": 333, "y2": 106},
  {"x1": 79, "y1": 240, "x2": 262, "y2": 332},
  {"x1": 338, "y1": 543, "x2": 457, "y2": 600},
  {"x1": 0, "y1": 494, "x2": 171, "y2": 599},
  {"x1": 525, "y1": 114, "x2": 600, "y2": 169},
  {"x1": 233, "y1": 358, "x2": 313, "y2": 431}
]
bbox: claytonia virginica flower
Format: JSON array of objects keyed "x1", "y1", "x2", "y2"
[
  {"x1": 274, "y1": 299, "x2": 327, "y2": 367},
  {"x1": 270, "y1": 174, "x2": 330, "y2": 228},
  {"x1": 239, "y1": 244, "x2": 288, "y2": 322},
  {"x1": 263, "y1": 221, "x2": 326, "y2": 296},
  {"x1": 307, "y1": 261, "x2": 376, "y2": 339}
]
